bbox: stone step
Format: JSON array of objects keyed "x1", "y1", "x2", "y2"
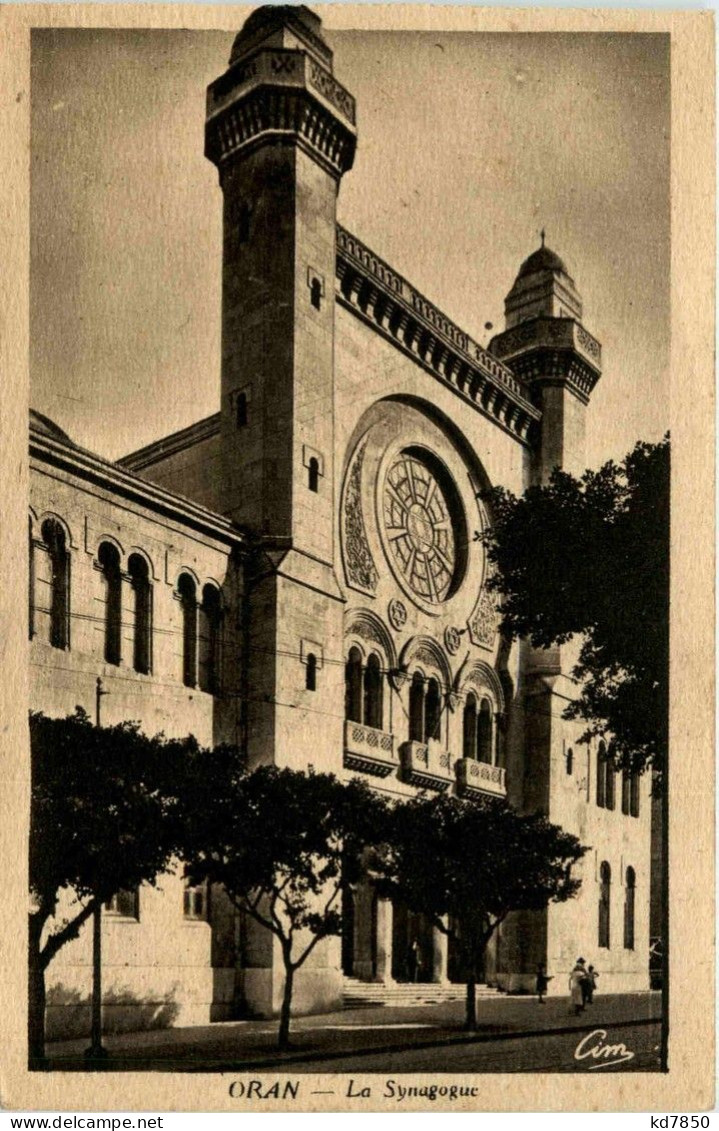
[{"x1": 342, "y1": 979, "x2": 501, "y2": 1008}]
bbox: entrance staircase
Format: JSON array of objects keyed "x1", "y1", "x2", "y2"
[{"x1": 342, "y1": 977, "x2": 501, "y2": 1009}]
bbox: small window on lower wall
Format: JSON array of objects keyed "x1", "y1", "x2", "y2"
[
  {"x1": 105, "y1": 889, "x2": 139, "y2": 919},
  {"x1": 183, "y1": 880, "x2": 209, "y2": 922}
]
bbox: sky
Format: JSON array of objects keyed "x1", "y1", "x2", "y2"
[{"x1": 30, "y1": 22, "x2": 670, "y2": 471}]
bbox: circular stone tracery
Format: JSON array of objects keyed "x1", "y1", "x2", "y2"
[{"x1": 382, "y1": 452, "x2": 459, "y2": 604}]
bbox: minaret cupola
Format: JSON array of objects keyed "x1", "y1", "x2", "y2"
[
  {"x1": 504, "y1": 232, "x2": 583, "y2": 328},
  {"x1": 489, "y1": 236, "x2": 602, "y2": 480}
]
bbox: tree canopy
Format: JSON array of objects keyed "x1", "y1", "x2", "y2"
[
  {"x1": 182, "y1": 759, "x2": 389, "y2": 1048},
  {"x1": 376, "y1": 793, "x2": 585, "y2": 1029},
  {"x1": 481, "y1": 436, "x2": 669, "y2": 779},
  {"x1": 29, "y1": 708, "x2": 205, "y2": 1063}
]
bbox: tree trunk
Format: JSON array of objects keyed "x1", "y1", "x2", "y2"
[
  {"x1": 464, "y1": 975, "x2": 477, "y2": 1031},
  {"x1": 28, "y1": 916, "x2": 49, "y2": 1070},
  {"x1": 278, "y1": 963, "x2": 294, "y2": 1051}
]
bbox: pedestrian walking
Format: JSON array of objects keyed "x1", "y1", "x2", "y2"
[
  {"x1": 535, "y1": 963, "x2": 552, "y2": 1003},
  {"x1": 586, "y1": 964, "x2": 598, "y2": 1004},
  {"x1": 569, "y1": 958, "x2": 586, "y2": 1015}
]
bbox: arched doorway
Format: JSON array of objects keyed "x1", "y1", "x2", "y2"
[{"x1": 391, "y1": 903, "x2": 434, "y2": 983}]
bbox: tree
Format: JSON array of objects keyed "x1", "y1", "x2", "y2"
[
  {"x1": 481, "y1": 436, "x2": 669, "y2": 780},
  {"x1": 376, "y1": 794, "x2": 586, "y2": 1030},
  {"x1": 183, "y1": 760, "x2": 389, "y2": 1050},
  {"x1": 29, "y1": 709, "x2": 195, "y2": 1067}
]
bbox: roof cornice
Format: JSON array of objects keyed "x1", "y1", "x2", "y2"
[
  {"x1": 336, "y1": 225, "x2": 541, "y2": 447},
  {"x1": 30, "y1": 426, "x2": 245, "y2": 549},
  {"x1": 120, "y1": 412, "x2": 220, "y2": 471}
]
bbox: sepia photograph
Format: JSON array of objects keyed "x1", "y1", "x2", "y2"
[{"x1": 2, "y1": 0, "x2": 713, "y2": 1113}]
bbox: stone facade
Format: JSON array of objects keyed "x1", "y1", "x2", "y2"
[{"x1": 30, "y1": 5, "x2": 651, "y2": 1037}]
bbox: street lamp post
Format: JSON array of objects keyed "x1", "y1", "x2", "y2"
[{"x1": 84, "y1": 677, "x2": 109, "y2": 1068}]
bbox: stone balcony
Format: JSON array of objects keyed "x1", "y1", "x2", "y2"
[
  {"x1": 344, "y1": 720, "x2": 397, "y2": 778},
  {"x1": 399, "y1": 740, "x2": 453, "y2": 792},
  {"x1": 456, "y1": 757, "x2": 507, "y2": 799}
]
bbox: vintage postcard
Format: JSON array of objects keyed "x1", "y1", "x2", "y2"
[{"x1": 0, "y1": 1, "x2": 714, "y2": 1114}]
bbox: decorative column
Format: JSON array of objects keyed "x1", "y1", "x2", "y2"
[
  {"x1": 351, "y1": 881, "x2": 375, "y2": 982},
  {"x1": 432, "y1": 922, "x2": 449, "y2": 984},
  {"x1": 374, "y1": 897, "x2": 394, "y2": 984}
]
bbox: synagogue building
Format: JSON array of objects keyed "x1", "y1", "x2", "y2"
[{"x1": 30, "y1": 5, "x2": 650, "y2": 1038}]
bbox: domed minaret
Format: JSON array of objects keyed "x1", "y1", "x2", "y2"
[{"x1": 489, "y1": 234, "x2": 602, "y2": 482}]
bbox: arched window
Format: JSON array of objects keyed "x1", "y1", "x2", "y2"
[
  {"x1": 598, "y1": 861, "x2": 611, "y2": 948},
  {"x1": 624, "y1": 866, "x2": 636, "y2": 949},
  {"x1": 606, "y1": 750, "x2": 616, "y2": 811},
  {"x1": 308, "y1": 457, "x2": 320, "y2": 493},
  {"x1": 630, "y1": 771, "x2": 640, "y2": 818},
  {"x1": 566, "y1": 747, "x2": 574, "y2": 775},
  {"x1": 128, "y1": 554, "x2": 152, "y2": 674},
  {"x1": 199, "y1": 584, "x2": 221, "y2": 693},
  {"x1": 425, "y1": 677, "x2": 441, "y2": 743},
  {"x1": 40, "y1": 518, "x2": 70, "y2": 650},
  {"x1": 28, "y1": 518, "x2": 35, "y2": 640},
  {"x1": 596, "y1": 741, "x2": 607, "y2": 808},
  {"x1": 463, "y1": 692, "x2": 478, "y2": 760},
  {"x1": 477, "y1": 698, "x2": 492, "y2": 763},
  {"x1": 409, "y1": 672, "x2": 425, "y2": 743},
  {"x1": 98, "y1": 541, "x2": 122, "y2": 666},
  {"x1": 345, "y1": 647, "x2": 363, "y2": 723},
  {"x1": 621, "y1": 769, "x2": 630, "y2": 814},
  {"x1": 236, "y1": 392, "x2": 247, "y2": 428},
  {"x1": 363, "y1": 653, "x2": 383, "y2": 730},
  {"x1": 177, "y1": 573, "x2": 197, "y2": 688},
  {"x1": 305, "y1": 652, "x2": 317, "y2": 691}
]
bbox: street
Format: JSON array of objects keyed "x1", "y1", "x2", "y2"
[{"x1": 281, "y1": 1020, "x2": 661, "y2": 1074}]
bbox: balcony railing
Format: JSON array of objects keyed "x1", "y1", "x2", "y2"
[
  {"x1": 456, "y1": 757, "x2": 506, "y2": 799},
  {"x1": 399, "y1": 740, "x2": 453, "y2": 792},
  {"x1": 344, "y1": 720, "x2": 397, "y2": 778}
]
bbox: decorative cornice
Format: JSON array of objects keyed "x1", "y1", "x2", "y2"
[
  {"x1": 490, "y1": 317, "x2": 601, "y2": 404},
  {"x1": 30, "y1": 427, "x2": 244, "y2": 550},
  {"x1": 335, "y1": 226, "x2": 541, "y2": 446},
  {"x1": 206, "y1": 49, "x2": 356, "y2": 180}
]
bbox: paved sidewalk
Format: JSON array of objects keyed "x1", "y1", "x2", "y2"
[{"x1": 46, "y1": 991, "x2": 661, "y2": 1072}]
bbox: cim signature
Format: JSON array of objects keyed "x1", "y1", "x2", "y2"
[{"x1": 574, "y1": 1028, "x2": 635, "y2": 1069}]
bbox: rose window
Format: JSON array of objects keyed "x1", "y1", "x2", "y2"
[{"x1": 382, "y1": 453, "x2": 459, "y2": 604}]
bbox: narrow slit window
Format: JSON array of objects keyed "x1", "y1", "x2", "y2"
[
  {"x1": 41, "y1": 518, "x2": 70, "y2": 650},
  {"x1": 463, "y1": 692, "x2": 478, "y2": 760},
  {"x1": 598, "y1": 861, "x2": 611, "y2": 948},
  {"x1": 624, "y1": 867, "x2": 636, "y2": 949},
  {"x1": 306, "y1": 653, "x2": 317, "y2": 691},
  {"x1": 178, "y1": 573, "x2": 198, "y2": 688},
  {"x1": 477, "y1": 698, "x2": 492, "y2": 764},
  {"x1": 98, "y1": 541, "x2": 122, "y2": 666},
  {"x1": 128, "y1": 553, "x2": 152, "y2": 674},
  {"x1": 345, "y1": 647, "x2": 362, "y2": 722},
  {"x1": 308, "y1": 457, "x2": 320, "y2": 493},
  {"x1": 310, "y1": 278, "x2": 322, "y2": 310},
  {"x1": 236, "y1": 392, "x2": 248, "y2": 428}
]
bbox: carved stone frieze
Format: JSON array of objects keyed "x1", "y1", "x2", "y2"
[
  {"x1": 468, "y1": 588, "x2": 499, "y2": 649},
  {"x1": 336, "y1": 226, "x2": 541, "y2": 447},
  {"x1": 342, "y1": 437, "x2": 378, "y2": 595}
]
